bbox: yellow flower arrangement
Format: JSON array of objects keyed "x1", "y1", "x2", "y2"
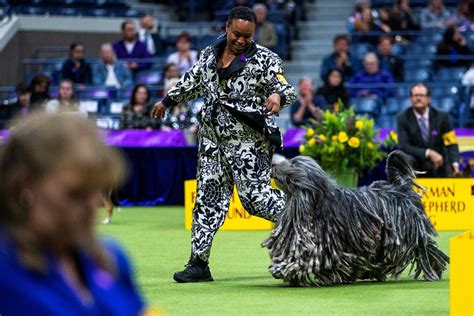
[{"x1": 299, "y1": 107, "x2": 397, "y2": 176}]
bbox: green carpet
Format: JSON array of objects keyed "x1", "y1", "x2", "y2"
[{"x1": 99, "y1": 207, "x2": 457, "y2": 316}]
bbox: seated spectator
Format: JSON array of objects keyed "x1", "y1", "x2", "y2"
[
  {"x1": 138, "y1": 14, "x2": 165, "y2": 56},
  {"x1": 353, "y1": 7, "x2": 387, "y2": 45},
  {"x1": 397, "y1": 83, "x2": 461, "y2": 177},
  {"x1": 316, "y1": 69, "x2": 350, "y2": 111},
  {"x1": 113, "y1": 20, "x2": 151, "y2": 74},
  {"x1": 29, "y1": 74, "x2": 51, "y2": 109},
  {"x1": 349, "y1": 52, "x2": 395, "y2": 100},
  {"x1": 60, "y1": 42, "x2": 92, "y2": 86},
  {"x1": 376, "y1": 7, "x2": 393, "y2": 33},
  {"x1": 4, "y1": 84, "x2": 32, "y2": 124},
  {"x1": 119, "y1": 84, "x2": 159, "y2": 130},
  {"x1": 376, "y1": 35, "x2": 404, "y2": 81},
  {"x1": 253, "y1": 3, "x2": 278, "y2": 51},
  {"x1": 420, "y1": 0, "x2": 451, "y2": 29},
  {"x1": 435, "y1": 25, "x2": 472, "y2": 69},
  {"x1": 462, "y1": 62, "x2": 474, "y2": 86},
  {"x1": 347, "y1": 0, "x2": 374, "y2": 32},
  {"x1": 166, "y1": 32, "x2": 199, "y2": 76},
  {"x1": 45, "y1": 79, "x2": 87, "y2": 116},
  {"x1": 320, "y1": 34, "x2": 360, "y2": 81},
  {"x1": 0, "y1": 113, "x2": 148, "y2": 315},
  {"x1": 461, "y1": 63, "x2": 474, "y2": 126},
  {"x1": 391, "y1": 0, "x2": 420, "y2": 33},
  {"x1": 93, "y1": 43, "x2": 133, "y2": 89},
  {"x1": 290, "y1": 77, "x2": 324, "y2": 127},
  {"x1": 449, "y1": 0, "x2": 474, "y2": 32}
]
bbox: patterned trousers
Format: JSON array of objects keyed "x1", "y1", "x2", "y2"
[{"x1": 191, "y1": 105, "x2": 285, "y2": 261}]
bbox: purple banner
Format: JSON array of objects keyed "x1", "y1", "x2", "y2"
[
  {"x1": 283, "y1": 128, "x2": 474, "y2": 147},
  {"x1": 103, "y1": 130, "x2": 187, "y2": 147},
  {"x1": 0, "y1": 129, "x2": 187, "y2": 147}
]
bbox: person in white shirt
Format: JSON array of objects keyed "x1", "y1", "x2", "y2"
[
  {"x1": 166, "y1": 32, "x2": 198, "y2": 76},
  {"x1": 93, "y1": 43, "x2": 133, "y2": 89},
  {"x1": 45, "y1": 79, "x2": 88, "y2": 116}
]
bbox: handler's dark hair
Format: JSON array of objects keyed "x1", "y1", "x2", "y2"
[{"x1": 228, "y1": 6, "x2": 257, "y2": 24}]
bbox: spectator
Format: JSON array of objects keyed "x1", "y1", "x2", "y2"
[
  {"x1": 391, "y1": 0, "x2": 420, "y2": 34},
  {"x1": 253, "y1": 3, "x2": 278, "y2": 51},
  {"x1": 290, "y1": 77, "x2": 324, "y2": 127},
  {"x1": 166, "y1": 32, "x2": 199, "y2": 76},
  {"x1": 376, "y1": 35, "x2": 404, "y2": 81},
  {"x1": 353, "y1": 7, "x2": 387, "y2": 45},
  {"x1": 60, "y1": 42, "x2": 92, "y2": 86},
  {"x1": 162, "y1": 63, "x2": 180, "y2": 89},
  {"x1": 316, "y1": 69, "x2": 350, "y2": 111},
  {"x1": 320, "y1": 34, "x2": 360, "y2": 81},
  {"x1": 449, "y1": 0, "x2": 474, "y2": 32},
  {"x1": 376, "y1": 7, "x2": 393, "y2": 33},
  {"x1": 138, "y1": 14, "x2": 165, "y2": 56},
  {"x1": 347, "y1": 0, "x2": 374, "y2": 32},
  {"x1": 461, "y1": 63, "x2": 474, "y2": 126},
  {"x1": 45, "y1": 79, "x2": 87, "y2": 116},
  {"x1": 397, "y1": 83, "x2": 461, "y2": 177},
  {"x1": 4, "y1": 84, "x2": 32, "y2": 123},
  {"x1": 349, "y1": 52, "x2": 395, "y2": 100},
  {"x1": 29, "y1": 74, "x2": 51, "y2": 109},
  {"x1": 435, "y1": 25, "x2": 472, "y2": 69},
  {"x1": 113, "y1": 20, "x2": 151, "y2": 74},
  {"x1": 0, "y1": 113, "x2": 148, "y2": 315},
  {"x1": 420, "y1": 0, "x2": 451, "y2": 29},
  {"x1": 119, "y1": 84, "x2": 159, "y2": 130},
  {"x1": 93, "y1": 43, "x2": 133, "y2": 89}
]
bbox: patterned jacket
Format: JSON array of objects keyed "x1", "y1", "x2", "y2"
[{"x1": 162, "y1": 37, "x2": 296, "y2": 148}]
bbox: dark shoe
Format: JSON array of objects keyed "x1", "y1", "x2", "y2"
[{"x1": 173, "y1": 259, "x2": 214, "y2": 283}]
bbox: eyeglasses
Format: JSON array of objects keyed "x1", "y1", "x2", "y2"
[{"x1": 410, "y1": 94, "x2": 428, "y2": 97}]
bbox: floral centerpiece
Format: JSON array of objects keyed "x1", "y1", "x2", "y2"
[{"x1": 299, "y1": 107, "x2": 397, "y2": 186}]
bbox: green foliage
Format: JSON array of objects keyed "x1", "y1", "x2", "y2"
[{"x1": 299, "y1": 107, "x2": 397, "y2": 176}]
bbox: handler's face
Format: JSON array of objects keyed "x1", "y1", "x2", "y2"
[{"x1": 226, "y1": 19, "x2": 255, "y2": 55}]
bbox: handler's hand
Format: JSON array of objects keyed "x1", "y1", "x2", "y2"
[
  {"x1": 151, "y1": 102, "x2": 166, "y2": 119},
  {"x1": 264, "y1": 93, "x2": 281, "y2": 116}
]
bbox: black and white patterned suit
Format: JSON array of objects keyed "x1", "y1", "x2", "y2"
[{"x1": 162, "y1": 37, "x2": 297, "y2": 261}]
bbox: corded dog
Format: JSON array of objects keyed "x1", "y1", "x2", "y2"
[{"x1": 264, "y1": 150, "x2": 449, "y2": 287}]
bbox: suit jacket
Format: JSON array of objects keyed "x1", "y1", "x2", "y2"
[
  {"x1": 113, "y1": 40, "x2": 151, "y2": 72},
  {"x1": 397, "y1": 106, "x2": 459, "y2": 177}
]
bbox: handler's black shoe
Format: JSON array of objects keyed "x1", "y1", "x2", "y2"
[{"x1": 173, "y1": 258, "x2": 213, "y2": 283}]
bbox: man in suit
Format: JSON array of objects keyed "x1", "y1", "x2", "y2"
[
  {"x1": 113, "y1": 20, "x2": 151, "y2": 74},
  {"x1": 397, "y1": 83, "x2": 460, "y2": 177},
  {"x1": 138, "y1": 14, "x2": 165, "y2": 56}
]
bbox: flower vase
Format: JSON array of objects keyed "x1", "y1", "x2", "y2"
[{"x1": 328, "y1": 168, "x2": 358, "y2": 188}]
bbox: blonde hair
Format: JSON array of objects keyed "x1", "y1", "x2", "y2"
[{"x1": 0, "y1": 112, "x2": 126, "y2": 273}]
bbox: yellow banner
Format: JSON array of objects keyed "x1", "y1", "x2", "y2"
[
  {"x1": 184, "y1": 180, "x2": 274, "y2": 231},
  {"x1": 450, "y1": 230, "x2": 474, "y2": 316},
  {"x1": 415, "y1": 178, "x2": 474, "y2": 231}
]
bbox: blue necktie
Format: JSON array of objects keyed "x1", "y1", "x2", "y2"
[{"x1": 418, "y1": 117, "x2": 429, "y2": 143}]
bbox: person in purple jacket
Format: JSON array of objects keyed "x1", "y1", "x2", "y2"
[
  {"x1": 113, "y1": 20, "x2": 151, "y2": 74},
  {"x1": 0, "y1": 113, "x2": 151, "y2": 316},
  {"x1": 349, "y1": 52, "x2": 395, "y2": 101}
]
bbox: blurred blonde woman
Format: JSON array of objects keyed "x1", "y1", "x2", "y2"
[{"x1": 0, "y1": 113, "x2": 149, "y2": 315}]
